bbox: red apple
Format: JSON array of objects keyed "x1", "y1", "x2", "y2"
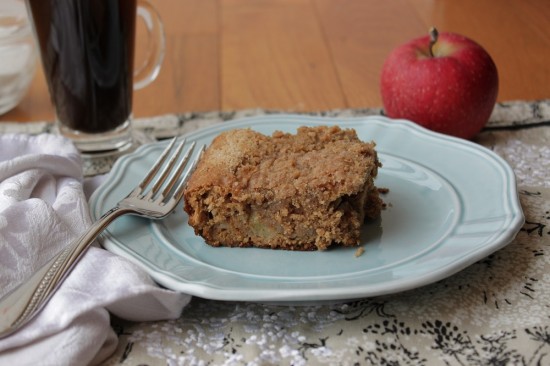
[{"x1": 380, "y1": 28, "x2": 499, "y2": 139}]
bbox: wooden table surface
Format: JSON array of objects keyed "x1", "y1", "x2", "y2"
[{"x1": 2, "y1": 0, "x2": 549, "y2": 123}]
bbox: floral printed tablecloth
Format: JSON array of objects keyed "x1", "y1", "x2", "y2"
[{"x1": 2, "y1": 100, "x2": 549, "y2": 365}]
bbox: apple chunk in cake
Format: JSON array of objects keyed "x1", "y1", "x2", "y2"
[{"x1": 183, "y1": 125, "x2": 383, "y2": 251}]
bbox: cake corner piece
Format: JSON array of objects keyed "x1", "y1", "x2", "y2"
[{"x1": 183, "y1": 125, "x2": 382, "y2": 251}]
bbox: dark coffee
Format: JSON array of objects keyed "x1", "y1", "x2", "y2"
[{"x1": 27, "y1": 0, "x2": 137, "y2": 133}]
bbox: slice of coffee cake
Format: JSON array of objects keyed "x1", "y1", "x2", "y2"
[{"x1": 183, "y1": 125, "x2": 382, "y2": 251}]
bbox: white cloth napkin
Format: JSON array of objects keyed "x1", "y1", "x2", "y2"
[{"x1": 0, "y1": 134, "x2": 191, "y2": 365}]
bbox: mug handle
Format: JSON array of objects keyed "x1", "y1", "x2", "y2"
[{"x1": 133, "y1": 0, "x2": 165, "y2": 90}]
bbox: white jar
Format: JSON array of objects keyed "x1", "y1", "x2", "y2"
[{"x1": 0, "y1": 0, "x2": 37, "y2": 115}]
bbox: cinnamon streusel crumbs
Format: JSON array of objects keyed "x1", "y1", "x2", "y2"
[{"x1": 183, "y1": 125, "x2": 382, "y2": 251}]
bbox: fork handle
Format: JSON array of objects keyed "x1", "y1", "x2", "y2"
[{"x1": 0, "y1": 206, "x2": 128, "y2": 338}]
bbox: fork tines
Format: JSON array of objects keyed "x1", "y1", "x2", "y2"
[{"x1": 131, "y1": 137, "x2": 204, "y2": 205}]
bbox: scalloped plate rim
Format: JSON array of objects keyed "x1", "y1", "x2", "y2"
[{"x1": 89, "y1": 114, "x2": 524, "y2": 302}]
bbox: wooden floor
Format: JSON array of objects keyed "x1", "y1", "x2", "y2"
[{"x1": 3, "y1": 0, "x2": 550, "y2": 122}]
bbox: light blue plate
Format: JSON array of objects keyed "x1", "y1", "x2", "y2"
[{"x1": 89, "y1": 115, "x2": 524, "y2": 303}]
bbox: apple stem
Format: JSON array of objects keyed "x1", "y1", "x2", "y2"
[{"x1": 429, "y1": 27, "x2": 439, "y2": 57}]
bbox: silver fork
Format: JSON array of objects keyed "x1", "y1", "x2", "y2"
[{"x1": 0, "y1": 137, "x2": 204, "y2": 338}]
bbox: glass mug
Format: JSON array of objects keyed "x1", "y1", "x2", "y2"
[{"x1": 25, "y1": 0, "x2": 164, "y2": 154}]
